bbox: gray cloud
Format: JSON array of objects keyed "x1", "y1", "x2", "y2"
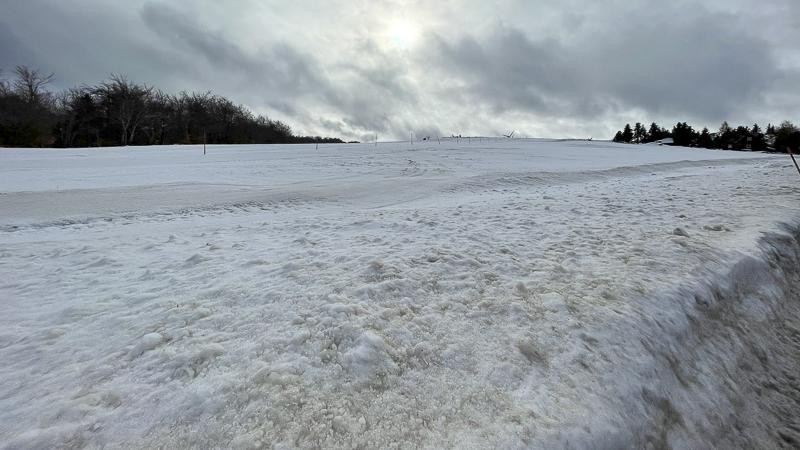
[
  {"x1": 585, "y1": 5, "x2": 779, "y2": 121},
  {"x1": 140, "y1": 3, "x2": 337, "y2": 111},
  {"x1": 0, "y1": 0, "x2": 797, "y2": 140},
  {"x1": 426, "y1": 28, "x2": 582, "y2": 115},
  {"x1": 425, "y1": 4, "x2": 784, "y2": 125}
]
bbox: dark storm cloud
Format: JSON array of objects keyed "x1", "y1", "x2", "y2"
[
  {"x1": 0, "y1": 27, "x2": 32, "y2": 69},
  {"x1": 0, "y1": 1, "x2": 184, "y2": 88},
  {"x1": 585, "y1": 5, "x2": 779, "y2": 121},
  {"x1": 426, "y1": 3, "x2": 784, "y2": 124},
  {"x1": 140, "y1": 2, "x2": 337, "y2": 111},
  {"x1": 428, "y1": 29, "x2": 568, "y2": 114},
  {"x1": 1, "y1": 0, "x2": 798, "y2": 139},
  {"x1": 140, "y1": 4, "x2": 253, "y2": 72}
]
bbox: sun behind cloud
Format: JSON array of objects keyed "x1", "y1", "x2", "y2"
[{"x1": 384, "y1": 19, "x2": 420, "y2": 50}]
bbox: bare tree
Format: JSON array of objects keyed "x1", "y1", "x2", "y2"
[
  {"x1": 0, "y1": 68, "x2": 9, "y2": 96},
  {"x1": 97, "y1": 74, "x2": 153, "y2": 146},
  {"x1": 13, "y1": 65, "x2": 54, "y2": 104},
  {"x1": 55, "y1": 89, "x2": 78, "y2": 147},
  {"x1": 2, "y1": 66, "x2": 343, "y2": 147},
  {"x1": 55, "y1": 87, "x2": 98, "y2": 147},
  {"x1": 140, "y1": 90, "x2": 173, "y2": 145}
]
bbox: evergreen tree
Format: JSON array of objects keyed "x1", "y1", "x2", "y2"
[
  {"x1": 633, "y1": 122, "x2": 646, "y2": 143},
  {"x1": 774, "y1": 121, "x2": 798, "y2": 153},
  {"x1": 731, "y1": 125, "x2": 750, "y2": 150},
  {"x1": 750, "y1": 123, "x2": 765, "y2": 151},
  {"x1": 646, "y1": 122, "x2": 670, "y2": 142},
  {"x1": 698, "y1": 127, "x2": 712, "y2": 148},
  {"x1": 672, "y1": 122, "x2": 697, "y2": 147},
  {"x1": 609, "y1": 120, "x2": 794, "y2": 152},
  {"x1": 715, "y1": 121, "x2": 732, "y2": 149},
  {"x1": 621, "y1": 123, "x2": 633, "y2": 143}
]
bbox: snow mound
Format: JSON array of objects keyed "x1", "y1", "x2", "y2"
[
  {"x1": 342, "y1": 331, "x2": 398, "y2": 384},
  {"x1": 129, "y1": 332, "x2": 164, "y2": 359}
]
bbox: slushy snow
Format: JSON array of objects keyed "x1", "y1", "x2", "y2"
[{"x1": 1, "y1": 139, "x2": 799, "y2": 449}]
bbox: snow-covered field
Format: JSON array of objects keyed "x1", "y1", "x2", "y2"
[{"x1": 1, "y1": 140, "x2": 799, "y2": 449}]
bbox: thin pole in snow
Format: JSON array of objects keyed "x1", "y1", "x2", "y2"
[
  {"x1": 789, "y1": 147, "x2": 800, "y2": 176},
  {"x1": 203, "y1": 128, "x2": 207, "y2": 156}
]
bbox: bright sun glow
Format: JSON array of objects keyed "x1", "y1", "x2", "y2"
[{"x1": 385, "y1": 20, "x2": 420, "y2": 50}]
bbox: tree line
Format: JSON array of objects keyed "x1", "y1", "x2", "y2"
[
  {"x1": 612, "y1": 120, "x2": 799, "y2": 152},
  {"x1": 0, "y1": 66, "x2": 344, "y2": 148}
]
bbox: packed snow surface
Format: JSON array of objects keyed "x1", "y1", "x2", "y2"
[{"x1": 1, "y1": 140, "x2": 799, "y2": 449}]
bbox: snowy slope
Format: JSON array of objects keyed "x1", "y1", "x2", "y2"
[{"x1": 0, "y1": 140, "x2": 798, "y2": 449}]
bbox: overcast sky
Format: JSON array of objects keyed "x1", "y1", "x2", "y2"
[{"x1": 1, "y1": 0, "x2": 798, "y2": 140}]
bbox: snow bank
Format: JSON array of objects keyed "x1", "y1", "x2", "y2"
[{"x1": 539, "y1": 223, "x2": 800, "y2": 448}]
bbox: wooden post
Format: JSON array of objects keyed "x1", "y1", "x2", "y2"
[{"x1": 203, "y1": 128, "x2": 207, "y2": 156}]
